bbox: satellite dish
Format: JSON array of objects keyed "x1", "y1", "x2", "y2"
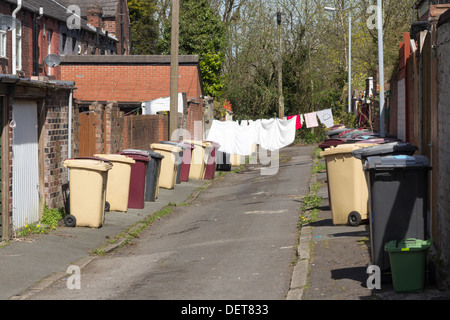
[
  {"x1": 44, "y1": 54, "x2": 61, "y2": 68},
  {"x1": 0, "y1": 14, "x2": 18, "y2": 31}
]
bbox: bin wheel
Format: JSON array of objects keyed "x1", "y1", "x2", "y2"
[
  {"x1": 348, "y1": 211, "x2": 361, "y2": 226},
  {"x1": 105, "y1": 201, "x2": 110, "y2": 212},
  {"x1": 64, "y1": 214, "x2": 76, "y2": 228}
]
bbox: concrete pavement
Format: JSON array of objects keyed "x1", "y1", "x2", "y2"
[
  {"x1": 1, "y1": 178, "x2": 206, "y2": 300},
  {"x1": 297, "y1": 151, "x2": 450, "y2": 300},
  {"x1": 2, "y1": 143, "x2": 449, "y2": 301}
]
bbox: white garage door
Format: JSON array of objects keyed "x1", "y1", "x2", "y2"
[{"x1": 12, "y1": 100, "x2": 39, "y2": 231}]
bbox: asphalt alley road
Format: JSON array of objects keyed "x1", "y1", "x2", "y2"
[{"x1": 27, "y1": 145, "x2": 315, "y2": 300}]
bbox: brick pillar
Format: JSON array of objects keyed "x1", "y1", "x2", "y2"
[
  {"x1": 104, "y1": 102, "x2": 112, "y2": 154},
  {"x1": 89, "y1": 102, "x2": 104, "y2": 154}
]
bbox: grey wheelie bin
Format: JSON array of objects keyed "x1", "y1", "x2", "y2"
[
  {"x1": 364, "y1": 155, "x2": 431, "y2": 272},
  {"x1": 351, "y1": 141, "x2": 417, "y2": 161}
]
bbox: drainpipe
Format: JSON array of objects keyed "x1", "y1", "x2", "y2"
[
  {"x1": 12, "y1": 0, "x2": 22, "y2": 75},
  {"x1": 33, "y1": 7, "x2": 44, "y2": 76},
  {"x1": 120, "y1": 0, "x2": 125, "y2": 54},
  {"x1": 68, "y1": 89, "x2": 73, "y2": 160}
]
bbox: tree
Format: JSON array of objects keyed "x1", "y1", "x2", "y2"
[
  {"x1": 128, "y1": 0, "x2": 159, "y2": 54},
  {"x1": 218, "y1": 0, "x2": 415, "y2": 125},
  {"x1": 157, "y1": 0, "x2": 227, "y2": 98}
]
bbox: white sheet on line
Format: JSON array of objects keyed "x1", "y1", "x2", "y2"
[
  {"x1": 256, "y1": 117, "x2": 296, "y2": 151},
  {"x1": 207, "y1": 117, "x2": 296, "y2": 155}
]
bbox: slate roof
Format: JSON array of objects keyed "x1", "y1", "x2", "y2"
[
  {"x1": 3, "y1": 0, "x2": 117, "y2": 39},
  {"x1": 52, "y1": 0, "x2": 119, "y2": 18}
]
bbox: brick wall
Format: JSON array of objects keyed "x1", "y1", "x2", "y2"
[
  {"x1": 71, "y1": 104, "x2": 80, "y2": 157},
  {"x1": 61, "y1": 64, "x2": 203, "y2": 103},
  {"x1": 43, "y1": 91, "x2": 71, "y2": 209},
  {"x1": 74, "y1": 102, "x2": 173, "y2": 154},
  {"x1": 436, "y1": 19, "x2": 450, "y2": 267},
  {"x1": 187, "y1": 100, "x2": 203, "y2": 140},
  {"x1": 123, "y1": 114, "x2": 169, "y2": 150},
  {"x1": 104, "y1": 102, "x2": 124, "y2": 154},
  {"x1": 90, "y1": 102, "x2": 105, "y2": 154}
]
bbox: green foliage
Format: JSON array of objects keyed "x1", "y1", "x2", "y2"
[
  {"x1": 157, "y1": 0, "x2": 227, "y2": 98},
  {"x1": 128, "y1": 0, "x2": 159, "y2": 54},
  {"x1": 18, "y1": 204, "x2": 65, "y2": 237},
  {"x1": 41, "y1": 204, "x2": 65, "y2": 228},
  {"x1": 199, "y1": 45, "x2": 226, "y2": 98}
]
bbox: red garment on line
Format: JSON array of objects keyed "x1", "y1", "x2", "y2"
[{"x1": 287, "y1": 115, "x2": 302, "y2": 130}]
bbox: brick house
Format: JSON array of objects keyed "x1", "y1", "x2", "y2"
[
  {"x1": 56, "y1": 0, "x2": 131, "y2": 55},
  {"x1": 0, "y1": 0, "x2": 121, "y2": 240},
  {"x1": 0, "y1": 0, "x2": 118, "y2": 80},
  {"x1": 0, "y1": 75, "x2": 75, "y2": 241}
]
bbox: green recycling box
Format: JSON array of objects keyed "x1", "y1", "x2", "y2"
[{"x1": 385, "y1": 238, "x2": 432, "y2": 293}]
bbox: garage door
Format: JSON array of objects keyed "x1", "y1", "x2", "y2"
[{"x1": 12, "y1": 100, "x2": 39, "y2": 231}]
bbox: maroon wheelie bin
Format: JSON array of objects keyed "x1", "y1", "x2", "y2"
[{"x1": 119, "y1": 150, "x2": 150, "y2": 209}]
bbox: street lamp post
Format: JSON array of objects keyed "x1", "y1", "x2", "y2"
[
  {"x1": 324, "y1": 6, "x2": 352, "y2": 114},
  {"x1": 277, "y1": 8, "x2": 284, "y2": 118},
  {"x1": 377, "y1": 0, "x2": 385, "y2": 138}
]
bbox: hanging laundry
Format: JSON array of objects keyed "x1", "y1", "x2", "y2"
[
  {"x1": 207, "y1": 117, "x2": 296, "y2": 155},
  {"x1": 316, "y1": 109, "x2": 334, "y2": 128},
  {"x1": 257, "y1": 117, "x2": 296, "y2": 151},
  {"x1": 235, "y1": 119, "x2": 258, "y2": 155},
  {"x1": 207, "y1": 120, "x2": 258, "y2": 156},
  {"x1": 287, "y1": 115, "x2": 302, "y2": 130},
  {"x1": 304, "y1": 112, "x2": 319, "y2": 128},
  {"x1": 299, "y1": 114, "x2": 305, "y2": 126}
]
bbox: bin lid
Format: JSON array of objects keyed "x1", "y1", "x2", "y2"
[
  {"x1": 384, "y1": 238, "x2": 432, "y2": 252},
  {"x1": 159, "y1": 141, "x2": 187, "y2": 150},
  {"x1": 351, "y1": 142, "x2": 418, "y2": 160},
  {"x1": 320, "y1": 143, "x2": 377, "y2": 157},
  {"x1": 63, "y1": 159, "x2": 113, "y2": 171},
  {"x1": 184, "y1": 140, "x2": 209, "y2": 147},
  {"x1": 365, "y1": 155, "x2": 430, "y2": 170},
  {"x1": 205, "y1": 140, "x2": 221, "y2": 148},
  {"x1": 93, "y1": 154, "x2": 135, "y2": 164},
  {"x1": 119, "y1": 151, "x2": 150, "y2": 162},
  {"x1": 72, "y1": 156, "x2": 113, "y2": 165},
  {"x1": 122, "y1": 149, "x2": 165, "y2": 159},
  {"x1": 150, "y1": 143, "x2": 182, "y2": 153},
  {"x1": 353, "y1": 137, "x2": 401, "y2": 144},
  {"x1": 179, "y1": 141, "x2": 195, "y2": 149}
]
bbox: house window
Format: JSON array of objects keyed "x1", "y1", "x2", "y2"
[
  {"x1": 61, "y1": 33, "x2": 67, "y2": 54},
  {"x1": 16, "y1": 20, "x2": 22, "y2": 70},
  {"x1": 0, "y1": 30, "x2": 6, "y2": 58},
  {"x1": 72, "y1": 37, "x2": 77, "y2": 54}
]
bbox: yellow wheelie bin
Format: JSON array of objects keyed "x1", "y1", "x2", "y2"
[
  {"x1": 320, "y1": 143, "x2": 377, "y2": 226},
  {"x1": 94, "y1": 154, "x2": 135, "y2": 212},
  {"x1": 150, "y1": 143, "x2": 182, "y2": 189},
  {"x1": 184, "y1": 140, "x2": 209, "y2": 179},
  {"x1": 63, "y1": 158, "x2": 112, "y2": 228}
]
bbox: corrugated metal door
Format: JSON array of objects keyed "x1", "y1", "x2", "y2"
[
  {"x1": 0, "y1": 100, "x2": 2, "y2": 241},
  {"x1": 12, "y1": 100, "x2": 39, "y2": 231}
]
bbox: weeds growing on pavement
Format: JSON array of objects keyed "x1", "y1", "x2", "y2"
[
  {"x1": 298, "y1": 148, "x2": 324, "y2": 228},
  {"x1": 17, "y1": 204, "x2": 64, "y2": 237}
]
